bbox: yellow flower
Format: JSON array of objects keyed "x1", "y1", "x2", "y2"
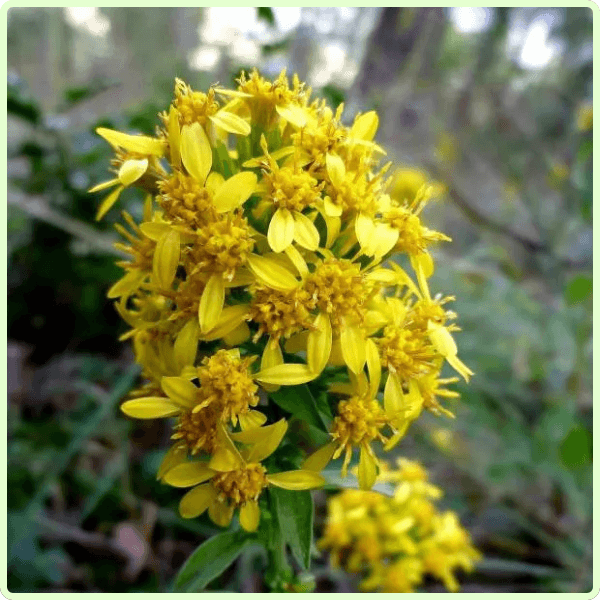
[{"x1": 163, "y1": 420, "x2": 325, "y2": 531}]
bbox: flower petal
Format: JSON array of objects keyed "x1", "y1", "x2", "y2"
[
  {"x1": 157, "y1": 442, "x2": 187, "y2": 481},
  {"x1": 107, "y1": 270, "x2": 145, "y2": 299},
  {"x1": 118, "y1": 158, "x2": 148, "y2": 186},
  {"x1": 209, "y1": 110, "x2": 251, "y2": 136},
  {"x1": 202, "y1": 304, "x2": 250, "y2": 342},
  {"x1": 340, "y1": 322, "x2": 367, "y2": 374},
  {"x1": 358, "y1": 446, "x2": 378, "y2": 490},
  {"x1": 238, "y1": 410, "x2": 268, "y2": 430},
  {"x1": 180, "y1": 122, "x2": 212, "y2": 184},
  {"x1": 213, "y1": 172, "x2": 257, "y2": 213},
  {"x1": 168, "y1": 106, "x2": 181, "y2": 167},
  {"x1": 245, "y1": 419, "x2": 288, "y2": 463},
  {"x1": 96, "y1": 185, "x2": 124, "y2": 221},
  {"x1": 283, "y1": 244, "x2": 309, "y2": 278},
  {"x1": 208, "y1": 499, "x2": 234, "y2": 527},
  {"x1": 153, "y1": 229, "x2": 180, "y2": 289},
  {"x1": 239, "y1": 500, "x2": 261, "y2": 532},
  {"x1": 326, "y1": 153, "x2": 346, "y2": 188},
  {"x1": 355, "y1": 213, "x2": 376, "y2": 254},
  {"x1": 302, "y1": 441, "x2": 337, "y2": 472},
  {"x1": 163, "y1": 462, "x2": 215, "y2": 488},
  {"x1": 384, "y1": 372, "x2": 403, "y2": 416},
  {"x1": 89, "y1": 178, "x2": 119, "y2": 193},
  {"x1": 96, "y1": 127, "x2": 165, "y2": 155},
  {"x1": 161, "y1": 376, "x2": 198, "y2": 408},
  {"x1": 267, "y1": 470, "x2": 325, "y2": 490},
  {"x1": 120, "y1": 397, "x2": 180, "y2": 419},
  {"x1": 275, "y1": 104, "x2": 308, "y2": 127},
  {"x1": 174, "y1": 319, "x2": 200, "y2": 371},
  {"x1": 247, "y1": 254, "x2": 300, "y2": 291},
  {"x1": 260, "y1": 338, "x2": 284, "y2": 393},
  {"x1": 292, "y1": 211, "x2": 320, "y2": 251},
  {"x1": 179, "y1": 484, "x2": 214, "y2": 519},
  {"x1": 307, "y1": 312, "x2": 332, "y2": 375},
  {"x1": 350, "y1": 111, "x2": 378, "y2": 141},
  {"x1": 198, "y1": 274, "x2": 225, "y2": 333},
  {"x1": 365, "y1": 338, "x2": 381, "y2": 397},
  {"x1": 267, "y1": 208, "x2": 295, "y2": 252},
  {"x1": 255, "y1": 363, "x2": 316, "y2": 386}
]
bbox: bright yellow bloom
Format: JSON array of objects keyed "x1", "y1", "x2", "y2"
[{"x1": 163, "y1": 421, "x2": 325, "y2": 531}]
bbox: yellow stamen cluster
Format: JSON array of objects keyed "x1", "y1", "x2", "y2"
[
  {"x1": 91, "y1": 69, "x2": 472, "y2": 544},
  {"x1": 212, "y1": 463, "x2": 268, "y2": 507},
  {"x1": 319, "y1": 458, "x2": 481, "y2": 593}
]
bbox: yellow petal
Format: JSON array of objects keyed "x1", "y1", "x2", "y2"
[
  {"x1": 324, "y1": 214, "x2": 341, "y2": 248},
  {"x1": 293, "y1": 211, "x2": 320, "y2": 250},
  {"x1": 358, "y1": 446, "x2": 377, "y2": 490},
  {"x1": 255, "y1": 363, "x2": 316, "y2": 386},
  {"x1": 307, "y1": 312, "x2": 332, "y2": 375},
  {"x1": 275, "y1": 104, "x2": 308, "y2": 127},
  {"x1": 350, "y1": 111, "x2": 378, "y2": 141},
  {"x1": 209, "y1": 110, "x2": 251, "y2": 136},
  {"x1": 153, "y1": 229, "x2": 180, "y2": 290},
  {"x1": 411, "y1": 252, "x2": 434, "y2": 301},
  {"x1": 174, "y1": 319, "x2": 200, "y2": 371},
  {"x1": 157, "y1": 442, "x2": 187, "y2": 481},
  {"x1": 209, "y1": 425, "x2": 245, "y2": 471},
  {"x1": 198, "y1": 274, "x2": 225, "y2": 333},
  {"x1": 180, "y1": 122, "x2": 212, "y2": 184},
  {"x1": 328, "y1": 335, "x2": 346, "y2": 366},
  {"x1": 325, "y1": 153, "x2": 346, "y2": 188},
  {"x1": 323, "y1": 196, "x2": 343, "y2": 217},
  {"x1": 208, "y1": 499, "x2": 234, "y2": 527},
  {"x1": 284, "y1": 331, "x2": 309, "y2": 354},
  {"x1": 168, "y1": 106, "x2": 181, "y2": 167},
  {"x1": 179, "y1": 484, "x2": 214, "y2": 519},
  {"x1": 283, "y1": 244, "x2": 309, "y2": 278},
  {"x1": 247, "y1": 254, "x2": 299, "y2": 291},
  {"x1": 427, "y1": 321, "x2": 457, "y2": 357},
  {"x1": 223, "y1": 322, "x2": 251, "y2": 346},
  {"x1": 213, "y1": 171, "x2": 257, "y2": 213},
  {"x1": 365, "y1": 338, "x2": 381, "y2": 397},
  {"x1": 384, "y1": 372, "x2": 403, "y2": 416},
  {"x1": 138, "y1": 222, "x2": 172, "y2": 241},
  {"x1": 120, "y1": 397, "x2": 180, "y2": 419},
  {"x1": 96, "y1": 127, "x2": 165, "y2": 155},
  {"x1": 117, "y1": 158, "x2": 148, "y2": 186},
  {"x1": 202, "y1": 304, "x2": 250, "y2": 341},
  {"x1": 267, "y1": 470, "x2": 325, "y2": 490},
  {"x1": 302, "y1": 441, "x2": 337, "y2": 472},
  {"x1": 355, "y1": 213, "x2": 376, "y2": 254},
  {"x1": 89, "y1": 178, "x2": 119, "y2": 193},
  {"x1": 260, "y1": 338, "x2": 284, "y2": 393},
  {"x1": 107, "y1": 270, "x2": 145, "y2": 299},
  {"x1": 238, "y1": 410, "x2": 268, "y2": 430},
  {"x1": 267, "y1": 208, "x2": 295, "y2": 252},
  {"x1": 445, "y1": 354, "x2": 474, "y2": 383},
  {"x1": 340, "y1": 322, "x2": 367, "y2": 374},
  {"x1": 206, "y1": 171, "x2": 225, "y2": 195},
  {"x1": 161, "y1": 377, "x2": 198, "y2": 408},
  {"x1": 245, "y1": 419, "x2": 288, "y2": 463},
  {"x1": 372, "y1": 223, "x2": 399, "y2": 258},
  {"x1": 163, "y1": 462, "x2": 215, "y2": 488},
  {"x1": 239, "y1": 500, "x2": 261, "y2": 532},
  {"x1": 96, "y1": 185, "x2": 124, "y2": 221}
]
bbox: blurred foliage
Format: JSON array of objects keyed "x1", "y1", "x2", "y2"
[{"x1": 7, "y1": 6, "x2": 592, "y2": 594}]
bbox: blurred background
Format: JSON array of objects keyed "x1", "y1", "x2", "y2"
[{"x1": 7, "y1": 6, "x2": 593, "y2": 593}]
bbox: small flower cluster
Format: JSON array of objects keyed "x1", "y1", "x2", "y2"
[
  {"x1": 91, "y1": 70, "x2": 472, "y2": 530},
  {"x1": 318, "y1": 458, "x2": 482, "y2": 592}
]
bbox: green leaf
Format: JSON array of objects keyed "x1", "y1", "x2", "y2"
[
  {"x1": 559, "y1": 425, "x2": 591, "y2": 470},
  {"x1": 270, "y1": 487, "x2": 314, "y2": 570},
  {"x1": 174, "y1": 530, "x2": 253, "y2": 591},
  {"x1": 257, "y1": 7, "x2": 275, "y2": 26},
  {"x1": 269, "y1": 385, "x2": 329, "y2": 432},
  {"x1": 564, "y1": 274, "x2": 592, "y2": 305}
]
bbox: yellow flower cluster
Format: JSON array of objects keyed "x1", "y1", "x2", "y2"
[
  {"x1": 318, "y1": 458, "x2": 482, "y2": 592},
  {"x1": 91, "y1": 70, "x2": 472, "y2": 525}
]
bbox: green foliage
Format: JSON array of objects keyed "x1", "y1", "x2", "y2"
[
  {"x1": 174, "y1": 531, "x2": 255, "y2": 592},
  {"x1": 270, "y1": 488, "x2": 314, "y2": 570}
]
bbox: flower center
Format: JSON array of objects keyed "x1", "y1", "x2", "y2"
[
  {"x1": 378, "y1": 326, "x2": 436, "y2": 380},
  {"x1": 305, "y1": 259, "x2": 371, "y2": 330},
  {"x1": 189, "y1": 213, "x2": 255, "y2": 280},
  {"x1": 173, "y1": 79, "x2": 219, "y2": 126},
  {"x1": 331, "y1": 395, "x2": 387, "y2": 448},
  {"x1": 212, "y1": 463, "x2": 268, "y2": 506},
  {"x1": 263, "y1": 166, "x2": 323, "y2": 212},
  {"x1": 159, "y1": 172, "x2": 217, "y2": 226},
  {"x1": 249, "y1": 284, "x2": 316, "y2": 342},
  {"x1": 172, "y1": 404, "x2": 220, "y2": 455}
]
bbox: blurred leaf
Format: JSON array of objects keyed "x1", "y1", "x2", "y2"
[
  {"x1": 559, "y1": 425, "x2": 591, "y2": 469},
  {"x1": 269, "y1": 385, "x2": 328, "y2": 432},
  {"x1": 257, "y1": 7, "x2": 275, "y2": 26},
  {"x1": 174, "y1": 530, "x2": 254, "y2": 591},
  {"x1": 270, "y1": 487, "x2": 313, "y2": 570},
  {"x1": 564, "y1": 274, "x2": 592, "y2": 305}
]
